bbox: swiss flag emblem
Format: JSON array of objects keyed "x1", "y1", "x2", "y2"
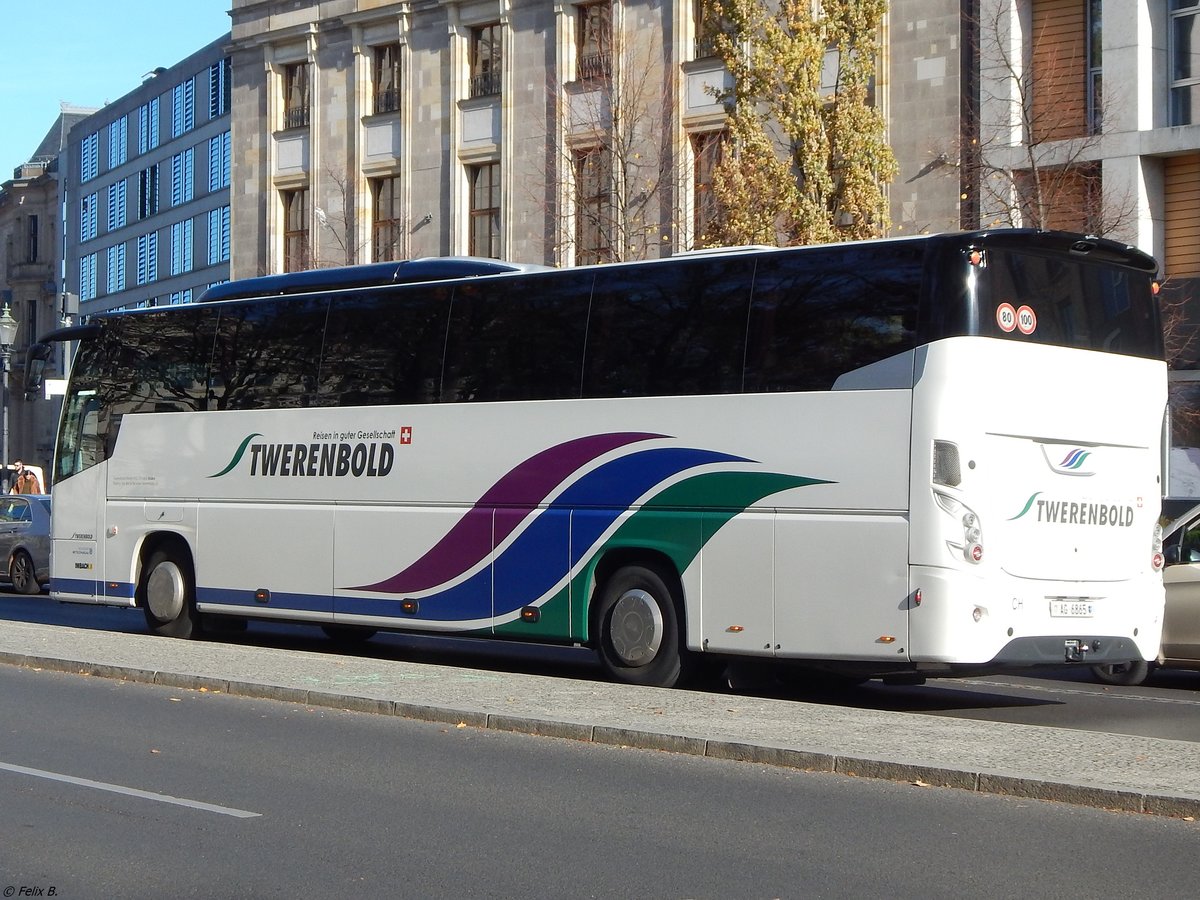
[{"x1": 400, "y1": 426, "x2": 413, "y2": 445}]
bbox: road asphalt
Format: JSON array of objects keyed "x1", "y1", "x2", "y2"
[{"x1": 2, "y1": 618, "x2": 1199, "y2": 819}]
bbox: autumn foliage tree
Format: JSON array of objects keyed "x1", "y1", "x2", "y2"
[{"x1": 703, "y1": 0, "x2": 896, "y2": 247}]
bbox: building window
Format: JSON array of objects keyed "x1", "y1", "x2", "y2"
[
  {"x1": 1030, "y1": 0, "x2": 1089, "y2": 142},
  {"x1": 574, "y1": 146, "x2": 612, "y2": 264},
  {"x1": 210, "y1": 57, "x2": 231, "y2": 118},
  {"x1": 694, "y1": 0, "x2": 720, "y2": 59},
  {"x1": 373, "y1": 44, "x2": 401, "y2": 114},
  {"x1": 170, "y1": 219, "x2": 194, "y2": 276},
  {"x1": 81, "y1": 132, "x2": 99, "y2": 182},
  {"x1": 138, "y1": 98, "x2": 160, "y2": 154},
  {"x1": 109, "y1": 116, "x2": 128, "y2": 168},
  {"x1": 209, "y1": 132, "x2": 231, "y2": 192},
  {"x1": 578, "y1": 2, "x2": 613, "y2": 81},
  {"x1": 25, "y1": 216, "x2": 38, "y2": 263},
  {"x1": 283, "y1": 188, "x2": 309, "y2": 272},
  {"x1": 692, "y1": 130, "x2": 725, "y2": 242},
  {"x1": 169, "y1": 289, "x2": 193, "y2": 305},
  {"x1": 138, "y1": 165, "x2": 159, "y2": 219},
  {"x1": 470, "y1": 23, "x2": 502, "y2": 98},
  {"x1": 79, "y1": 254, "x2": 98, "y2": 302},
  {"x1": 208, "y1": 206, "x2": 230, "y2": 265},
  {"x1": 172, "y1": 78, "x2": 195, "y2": 138},
  {"x1": 136, "y1": 231, "x2": 159, "y2": 285},
  {"x1": 468, "y1": 162, "x2": 501, "y2": 259},
  {"x1": 171, "y1": 148, "x2": 195, "y2": 206},
  {"x1": 80, "y1": 193, "x2": 98, "y2": 242},
  {"x1": 107, "y1": 181, "x2": 127, "y2": 232},
  {"x1": 1086, "y1": 0, "x2": 1102, "y2": 133},
  {"x1": 107, "y1": 244, "x2": 126, "y2": 294},
  {"x1": 284, "y1": 63, "x2": 311, "y2": 130},
  {"x1": 372, "y1": 176, "x2": 404, "y2": 262},
  {"x1": 1172, "y1": 1, "x2": 1200, "y2": 126}
]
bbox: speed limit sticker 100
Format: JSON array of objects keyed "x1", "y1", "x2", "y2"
[
  {"x1": 996, "y1": 303, "x2": 1038, "y2": 335},
  {"x1": 1016, "y1": 304, "x2": 1037, "y2": 335}
]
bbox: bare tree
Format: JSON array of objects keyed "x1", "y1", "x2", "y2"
[
  {"x1": 945, "y1": 1, "x2": 1136, "y2": 236},
  {"x1": 534, "y1": 32, "x2": 687, "y2": 264}
]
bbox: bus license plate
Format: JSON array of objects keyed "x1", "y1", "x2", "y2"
[{"x1": 1049, "y1": 600, "x2": 1093, "y2": 618}]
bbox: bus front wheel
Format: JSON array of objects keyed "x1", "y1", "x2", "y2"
[
  {"x1": 141, "y1": 549, "x2": 200, "y2": 640},
  {"x1": 595, "y1": 564, "x2": 689, "y2": 688}
]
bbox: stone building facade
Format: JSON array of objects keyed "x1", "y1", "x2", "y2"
[
  {"x1": 226, "y1": 0, "x2": 966, "y2": 276},
  {"x1": 0, "y1": 108, "x2": 95, "y2": 474}
]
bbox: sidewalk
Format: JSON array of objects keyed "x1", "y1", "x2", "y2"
[{"x1": 2, "y1": 618, "x2": 1199, "y2": 819}]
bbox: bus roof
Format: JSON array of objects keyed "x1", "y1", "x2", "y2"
[{"x1": 196, "y1": 256, "x2": 553, "y2": 303}]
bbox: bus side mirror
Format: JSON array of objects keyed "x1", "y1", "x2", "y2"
[{"x1": 23, "y1": 342, "x2": 52, "y2": 400}]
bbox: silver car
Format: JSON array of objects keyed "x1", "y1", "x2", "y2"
[
  {"x1": 0, "y1": 494, "x2": 50, "y2": 594},
  {"x1": 1092, "y1": 501, "x2": 1200, "y2": 685}
]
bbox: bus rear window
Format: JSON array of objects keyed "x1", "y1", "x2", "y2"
[{"x1": 976, "y1": 250, "x2": 1162, "y2": 360}]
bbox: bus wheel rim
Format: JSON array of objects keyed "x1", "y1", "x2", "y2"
[
  {"x1": 146, "y1": 562, "x2": 185, "y2": 621},
  {"x1": 610, "y1": 588, "x2": 664, "y2": 667}
]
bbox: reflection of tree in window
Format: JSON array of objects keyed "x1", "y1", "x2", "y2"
[
  {"x1": 209, "y1": 298, "x2": 328, "y2": 410},
  {"x1": 744, "y1": 247, "x2": 922, "y2": 393},
  {"x1": 441, "y1": 273, "x2": 592, "y2": 402},
  {"x1": 583, "y1": 257, "x2": 755, "y2": 398},
  {"x1": 319, "y1": 287, "x2": 452, "y2": 406}
]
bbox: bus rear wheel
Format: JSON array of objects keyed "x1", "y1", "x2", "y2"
[
  {"x1": 141, "y1": 549, "x2": 200, "y2": 640},
  {"x1": 595, "y1": 564, "x2": 689, "y2": 688}
]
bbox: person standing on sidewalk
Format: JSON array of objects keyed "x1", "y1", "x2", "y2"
[{"x1": 11, "y1": 460, "x2": 42, "y2": 494}]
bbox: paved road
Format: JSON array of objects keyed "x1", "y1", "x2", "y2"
[
  {"x1": 4, "y1": 664, "x2": 1197, "y2": 900},
  {"x1": 1, "y1": 604, "x2": 1199, "y2": 819}
]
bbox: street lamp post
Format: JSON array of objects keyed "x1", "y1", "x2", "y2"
[{"x1": 0, "y1": 303, "x2": 21, "y2": 494}]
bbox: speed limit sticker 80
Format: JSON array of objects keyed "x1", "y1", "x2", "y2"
[{"x1": 996, "y1": 303, "x2": 1037, "y2": 335}]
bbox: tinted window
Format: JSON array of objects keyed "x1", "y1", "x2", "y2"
[
  {"x1": 319, "y1": 285, "x2": 451, "y2": 406},
  {"x1": 743, "y1": 245, "x2": 923, "y2": 392},
  {"x1": 95, "y1": 309, "x2": 216, "y2": 416},
  {"x1": 977, "y1": 250, "x2": 1162, "y2": 359},
  {"x1": 441, "y1": 271, "x2": 593, "y2": 402},
  {"x1": 582, "y1": 257, "x2": 754, "y2": 398},
  {"x1": 209, "y1": 297, "x2": 329, "y2": 410}
]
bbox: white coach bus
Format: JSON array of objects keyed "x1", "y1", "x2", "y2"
[{"x1": 28, "y1": 230, "x2": 1167, "y2": 687}]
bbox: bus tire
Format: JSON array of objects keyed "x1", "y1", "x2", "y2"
[
  {"x1": 1090, "y1": 660, "x2": 1151, "y2": 686},
  {"x1": 141, "y1": 549, "x2": 200, "y2": 640},
  {"x1": 595, "y1": 564, "x2": 688, "y2": 688},
  {"x1": 9, "y1": 550, "x2": 41, "y2": 594}
]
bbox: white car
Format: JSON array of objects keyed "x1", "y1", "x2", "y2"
[{"x1": 1091, "y1": 501, "x2": 1200, "y2": 685}]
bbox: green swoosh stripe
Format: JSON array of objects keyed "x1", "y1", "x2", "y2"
[
  {"x1": 1008, "y1": 491, "x2": 1042, "y2": 521},
  {"x1": 492, "y1": 470, "x2": 830, "y2": 640},
  {"x1": 209, "y1": 433, "x2": 263, "y2": 478}
]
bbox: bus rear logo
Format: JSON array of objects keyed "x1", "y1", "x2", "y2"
[{"x1": 1045, "y1": 447, "x2": 1094, "y2": 477}]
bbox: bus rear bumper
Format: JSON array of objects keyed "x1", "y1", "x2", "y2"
[{"x1": 907, "y1": 564, "x2": 1163, "y2": 667}]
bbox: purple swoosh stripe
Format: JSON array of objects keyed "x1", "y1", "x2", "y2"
[{"x1": 354, "y1": 432, "x2": 663, "y2": 593}]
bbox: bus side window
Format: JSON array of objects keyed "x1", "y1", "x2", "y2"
[
  {"x1": 582, "y1": 257, "x2": 753, "y2": 398},
  {"x1": 210, "y1": 297, "x2": 328, "y2": 410},
  {"x1": 441, "y1": 272, "x2": 593, "y2": 403},
  {"x1": 744, "y1": 245, "x2": 922, "y2": 393},
  {"x1": 320, "y1": 286, "x2": 452, "y2": 406}
]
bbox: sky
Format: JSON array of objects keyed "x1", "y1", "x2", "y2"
[{"x1": 0, "y1": 0, "x2": 232, "y2": 179}]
